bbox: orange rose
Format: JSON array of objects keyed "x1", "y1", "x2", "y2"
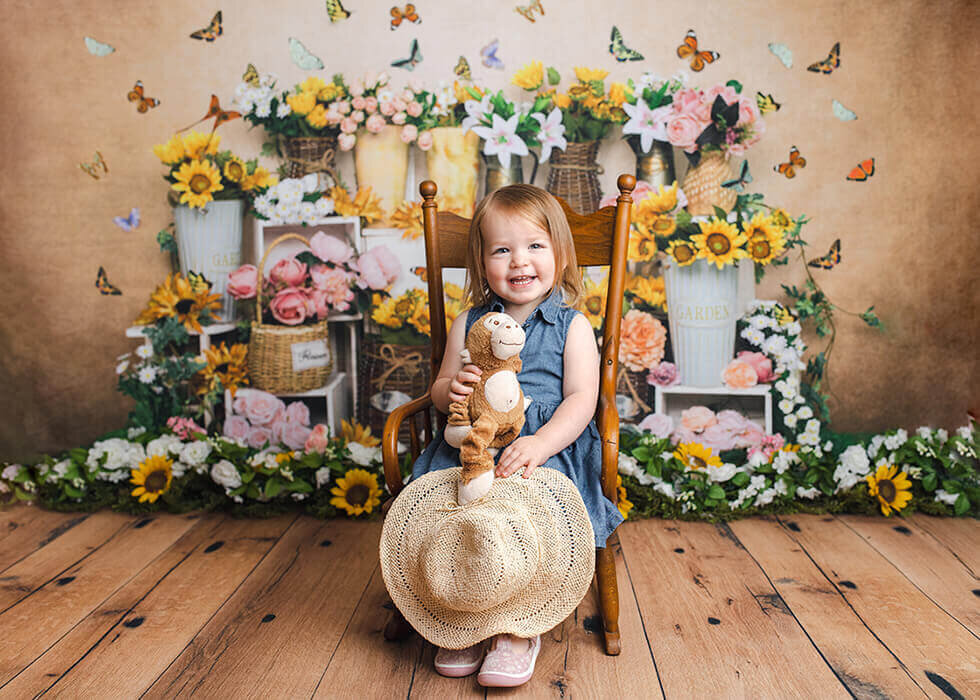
[
  {"x1": 618, "y1": 309, "x2": 667, "y2": 371},
  {"x1": 722, "y1": 359, "x2": 759, "y2": 389}
]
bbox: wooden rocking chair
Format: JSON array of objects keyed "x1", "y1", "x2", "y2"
[{"x1": 380, "y1": 174, "x2": 635, "y2": 655}]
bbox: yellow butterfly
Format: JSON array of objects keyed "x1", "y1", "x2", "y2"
[
  {"x1": 80, "y1": 151, "x2": 108, "y2": 179},
  {"x1": 243, "y1": 63, "x2": 260, "y2": 88},
  {"x1": 454, "y1": 56, "x2": 472, "y2": 81},
  {"x1": 95, "y1": 267, "x2": 122, "y2": 295},
  {"x1": 756, "y1": 92, "x2": 781, "y2": 114},
  {"x1": 189, "y1": 11, "x2": 222, "y2": 41},
  {"x1": 325, "y1": 0, "x2": 351, "y2": 22},
  {"x1": 515, "y1": 0, "x2": 544, "y2": 22}
]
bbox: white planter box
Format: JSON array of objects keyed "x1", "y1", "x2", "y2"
[{"x1": 653, "y1": 384, "x2": 773, "y2": 434}]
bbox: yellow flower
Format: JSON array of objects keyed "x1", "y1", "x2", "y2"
[
  {"x1": 553, "y1": 92, "x2": 571, "y2": 109},
  {"x1": 626, "y1": 272, "x2": 666, "y2": 311},
  {"x1": 444, "y1": 295, "x2": 465, "y2": 329},
  {"x1": 241, "y1": 166, "x2": 276, "y2": 192},
  {"x1": 616, "y1": 474, "x2": 633, "y2": 519},
  {"x1": 330, "y1": 186, "x2": 384, "y2": 224},
  {"x1": 371, "y1": 296, "x2": 402, "y2": 328},
  {"x1": 455, "y1": 81, "x2": 482, "y2": 103},
  {"x1": 569, "y1": 83, "x2": 593, "y2": 101},
  {"x1": 196, "y1": 342, "x2": 248, "y2": 395},
  {"x1": 665, "y1": 240, "x2": 697, "y2": 266},
  {"x1": 287, "y1": 91, "x2": 316, "y2": 116},
  {"x1": 341, "y1": 419, "x2": 380, "y2": 447},
  {"x1": 330, "y1": 468, "x2": 383, "y2": 516},
  {"x1": 866, "y1": 464, "x2": 913, "y2": 516},
  {"x1": 153, "y1": 134, "x2": 185, "y2": 165},
  {"x1": 690, "y1": 218, "x2": 748, "y2": 269},
  {"x1": 136, "y1": 273, "x2": 222, "y2": 333},
  {"x1": 577, "y1": 275, "x2": 608, "y2": 330},
  {"x1": 130, "y1": 454, "x2": 173, "y2": 504},
  {"x1": 608, "y1": 82, "x2": 628, "y2": 107},
  {"x1": 628, "y1": 229, "x2": 659, "y2": 262},
  {"x1": 642, "y1": 182, "x2": 682, "y2": 215},
  {"x1": 171, "y1": 158, "x2": 224, "y2": 209},
  {"x1": 444, "y1": 282, "x2": 465, "y2": 301},
  {"x1": 274, "y1": 451, "x2": 297, "y2": 466},
  {"x1": 222, "y1": 156, "x2": 247, "y2": 184},
  {"x1": 512, "y1": 60, "x2": 544, "y2": 91},
  {"x1": 181, "y1": 131, "x2": 220, "y2": 160},
  {"x1": 408, "y1": 302, "x2": 431, "y2": 337},
  {"x1": 745, "y1": 230, "x2": 785, "y2": 265},
  {"x1": 673, "y1": 442, "x2": 722, "y2": 471},
  {"x1": 306, "y1": 104, "x2": 328, "y2": 129},
  {"x1": 770, "y1": 208, "x2": 792, "y2": 231},
  {"x1": 300, "y1": 76, "x2": 328, "y2": 95},
  {"x1": 390, "y1": 200, "x2": 424, "y2": 240},
  {"x1": 574, "y1": 66, "x2": 609, "y2": 83}
]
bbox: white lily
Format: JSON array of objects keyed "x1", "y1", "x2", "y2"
[
  {"x1": 531, "y1": 108, "x2": 567, "y2": 163},
  {"x1": 622, "y1": 101, "x2": 672, "y2": 153},
  {"x1": 471, "y1": 113, "x2": 529, "y2": 169},
  {"x1": 461, "y1": 95, "x2": 493, "y2": 132}
]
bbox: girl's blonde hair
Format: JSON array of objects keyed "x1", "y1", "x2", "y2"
[{"x1": 464, "y1": 184, "x2": 585, "y2": 308}]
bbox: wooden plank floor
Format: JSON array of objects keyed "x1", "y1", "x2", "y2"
[{"x1": 1, "y1": 506, "x2": 977, "y2": 699}]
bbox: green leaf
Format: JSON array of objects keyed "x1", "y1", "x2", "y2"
[
  {"x1": 922, "y1": 472, "x2": 938, "y2": 491},
  {"x1": 726, "y1": 79, "x2": 743, "y2": 93},
  {"x1": 265, "y1": 478, "x2": 283, "y2": 499},
  {"x1": 954, "y1": 493, "x2": 969, "y2": 516},
  {"x1": 731, "y1": 472, "x2": 750, "y2": 487},
  {"x1": 861, "y1": 307, "x2": 882, "y2": 328},
  {"x1": 64, "y1": 484, "x2": 84, "y2": 499},
  {"x1": 712, "y1": 205, "x2": 728, "y2": 220},
  {"x1": 157, "y1": 230, "x2": 177, "y2": 254},
  {"x1": 260, "y1": 140, "x2": 277, "y2": 157},
  {"x1": 707, "y1": 484, "x2": 726, "y2": 500},
  {"x1": 546, "y1": 66, "x2": 561, "y2": 86},
  {"x1": 631, "y1": 446, "x2": 651, "y2": 463},
  {"x1": 290, "y1": 479, "x2": 314, "y2": 493}
]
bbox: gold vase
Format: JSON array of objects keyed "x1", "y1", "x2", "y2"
[
  {"x1": 626, "y1": 135, "x2": 676, "y2": 190},
  {"x1": 425, "y1": 127, "x2": 480, "y2": 217},
  {"x1": 354, "y1": 125, "x2": 409, "y2": 227},
  {"x1": 682, "y1": 151, "x2": 738, "y2": 216}
]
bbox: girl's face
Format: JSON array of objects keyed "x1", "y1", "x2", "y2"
[{"x1": 481, "y1": 208, "x2": 557, "y2": 313}]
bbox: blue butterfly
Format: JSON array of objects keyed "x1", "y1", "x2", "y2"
[
  {"x1": 113, "y1": 207, "x2": 140, "y2": 232},
  {"x1": 481, "y1": 39, "x2": 504, "y2": 70},
  {"x1": 721, "y1": 160, "x2": 752, "y2": 192}
]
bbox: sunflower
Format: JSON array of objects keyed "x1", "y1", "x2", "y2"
[
  {"x1": 172, "y1": 158, "x2": 224, "y2": 209},
  {"x1": 640, "y1": 182, "x2": 682, "y2": 216},
  {"x1": 222, "y1": 156, "x2": 247, "y2": 184},
  {"x1": 553, "y1": 92, "x2": 571, "y2": 109},
  {"x1": 690, "y1": 218, "x2": 747, "y2": 269},
  {"x1": 445, "y1": 295, "x2": 465, "y2": 329},
  {"x1": 665, "y1": 240, "x2": 697, "y2": 266},
  {"x1": 608, "y1": 82, "x2": 629, "y2": 107},
  {"x1": 616, "y1": 474, "x2": 634, "y2": 519},
  {"x1": 578, "y1": 275, "x2": 608, "y2": 329},
  {"x1": 444, "y1": 282, "x2": 465, "y2": 301},
  {"x1": 130, "y1": 454, "x2": 173, "y2": 504},
  {"x1": 574, "y1": 66, "x2": 609, "y2": 83},
  {"x1": 636, "y1": 215, "x2": 677, "y2": 240},
  {"x1": 341, "y1": 419, "x2": 381, "y2": 447},
  {"x1": 673, "y1": 442, "x2": 722, "y2": 471},
  {"x1": 330, "y1": 468, "x2": 383, "y2": 516},
  {"x1": 626, "y1": 272, "x2": 666, "y2": 311},
  {"x1": 318, "y1": 83, "x2": 342, "y2": 102},
  {"x1": 408, "y1": 302, "x2": 431, "y2": 337},
  {"x1": 371, "y1": 296, "x2": 403, "y2": 328},
  {"x1": 153, "y1": 134, "x2": 186, "y2": 166},
  {"x1": 628, "y1": 229, "x2": 659, "y2": 262},
  {"x1": 241, "y1": 166, "x2": 276, "y2": 192},
  {"x1": 181, "y1": 131, "x2": 221, "y2": 160},
  {"x1": 741, "y1": 213, "x2": 785, "y2": 266},
  {"x1": 866, "y1": 464, "x2": 913, "y2": 516},
  {"x1": 196, "y1": 342, "x2": 248, "y2": 395},
  {"x1": 568, "y1": 83, "x2": 593, "y2": 101},
  {"x1": 136, "y1": 273, "x2": 222, "y2": 332},
  {"x1": 511, "y1": 61, "x2": 544, "y2": 91},
  {"x1": 390, "y1": 200, "x2": 424, "y2": 240}
]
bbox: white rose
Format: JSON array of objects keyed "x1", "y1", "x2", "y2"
[
  {"x1": 796, "y1": 486, "x2": 820, "y2": 499},
  {"x1": 933, "y1": 489, "x2": 959, "y2": 506},
  {"x1": 348, "y1": 442, "x2": 380, "y2": 466},
  {"x1": 2, "y1": 464, "x2": 22, "y2": 480},
  {"x1": 211, "y1": 460, "x2": 242, "y2": 490},
  {"x1": 706, "y1": 462, "x2": 737, "y2": 483},
  {"x1": 179, "y1": 441, "x2": 212, "y2": 467},
  {"x1": 315, "y1": 467, "x2": 331, "y2": 488}
]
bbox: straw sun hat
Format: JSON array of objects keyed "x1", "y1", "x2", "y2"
[{"x1": 379, "y1": 467, "x2": 595, "y2": 649}]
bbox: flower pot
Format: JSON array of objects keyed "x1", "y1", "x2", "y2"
[
  {"x1": 173, "y1": 199, "x2": 244, "y2": 322},
  {"x1": 354, "y1": 125, "x2": 409, "y2": 227},
  {"x1": 681, "y1": 151, "x2": 738, "y2": 216},
  {"x1": 425, "y1": 127, "x2": 480, "y2": 217},
  {"x1": 281, "y1": 135, "x2": 340, "y2": 185},
  {"x1": 663, "y1": 258, "x2": 738, "y2": 387},
  {"x1": 626, "y1": 135, "x2": 676, "y2": 190},
  {"x1": 481, "y1": 151, "x2": 538, "y2": 196},
  {"x1": 546, "y1": 141, "x2": 603, "y2": 214}
]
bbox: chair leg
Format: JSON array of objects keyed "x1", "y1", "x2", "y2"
[
  {"x1": 383, "y1": 604, "x2": 415, "y2": 642},
  {"x1": 595, "y1": 546, "x2": 621, "y2": 655}
]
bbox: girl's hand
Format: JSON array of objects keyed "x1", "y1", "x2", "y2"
[
  {"x1": 448, "y1": 364, "x2": 482, "y2": 403},
  {"x1": 496, "y1": 436, "x2": 550, "y2": 479}
]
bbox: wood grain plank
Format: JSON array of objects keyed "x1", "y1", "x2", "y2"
[
  {"x1": 0, "y1": 512, "x2": 200, "y2": 687},
  {"x1": 730, "y1": 516, "x2": 928, "y2": 699},
  {"x1": 618, "y1": 519, "x2": 850, "y2": 699},
  {"x1": 143, "y1": 517, "x2": 382, "y2": 699},
  {"x1": 24, "y1": 513, "x2": 295, "y2": 698},
  {"x1": 839, "y1": 514, "x2": 980, "y2": 634},
  {"x1": 909, "y1": 514, "x2": 980, "y2": 575},
  {"x1": 776, "y1": 514, "x2": 980, "y2": 699},
  {"x1": 0, "y1": 508, "x2": 91, "y2": 574}
]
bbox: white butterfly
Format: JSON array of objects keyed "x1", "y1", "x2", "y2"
[
  {"x1": 768, "y1": 42, "x2": 792, "y2": 69},
  {"x1": 84, "y1": 36, "x2": 115, "y2": 57},
  {"x1": 832, "y1": 99, "x2": 857, "y2": 121},
  {"x1": 288, "y1": 37, "x2": 324, "y2": 70}
]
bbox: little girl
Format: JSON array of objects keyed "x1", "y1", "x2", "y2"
[{"x1": 411, "y1": 184, "x2": 623, "y2": 687}]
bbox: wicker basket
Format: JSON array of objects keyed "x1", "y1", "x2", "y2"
[
  {"x1": 357, "y1": 335, "x2": 431, "y2": 442},
  {"x1": 616, "y1": 366, "x2": 653, "y2": 423},
  {"x1": 682, "y1": 151, "x2": 738, "y2": 216},
  {"x1": 546, "y1": 141, "x2": 603, "y2": 214},
  {"x1": 281, "y1": 135, "x2": 340, "y2": 185},
  {"x1": 248, "y1": 233, "x2": 333, "y2": 393}
]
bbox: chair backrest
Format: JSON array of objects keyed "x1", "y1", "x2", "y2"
[{"x1": 418, "y1": 175, "x2": 635, "y2": 501}]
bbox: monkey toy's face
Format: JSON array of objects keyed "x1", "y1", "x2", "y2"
[{"x1": 480, "y1": 312, "x2": 525, "y2": 360}]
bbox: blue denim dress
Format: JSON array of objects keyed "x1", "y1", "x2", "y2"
[{"x1": 411, "y1": 288, "x2": 624, "y2": 547}]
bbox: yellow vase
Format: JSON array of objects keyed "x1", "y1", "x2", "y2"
[
  {"x1": 682, "y1": 151, "x2": 738, "y2": 216},
  {"x1": 424, "y1": 127, "x2": 480, "y2": 217},
  {"x1": 354, "y1": 125, "x2": 409, "y2": 227}
]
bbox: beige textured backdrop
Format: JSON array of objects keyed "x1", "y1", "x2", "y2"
[{"x1": 1, "y1": 0, "x2": 977, "y2": 460}]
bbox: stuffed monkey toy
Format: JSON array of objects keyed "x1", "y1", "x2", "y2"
[{"x1": 444, "y1": 312, "x2": 531, "y2": 503}]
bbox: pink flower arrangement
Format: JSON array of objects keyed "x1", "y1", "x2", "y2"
[
  {"x1": 223, "y1": 388, "x2": 313, "y2": 451},
  {"x1": 663, "y1": 83, "x2": 765, "y2": 160},
  {"x1": 669, "y1": 406, "x2": 768, "y2": 453},
  {"x1": 331, "y1": 73, "x2": 428, "y2": 151}
]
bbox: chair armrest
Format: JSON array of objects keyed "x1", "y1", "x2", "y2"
[{"x1": 382, "y1": 392, "x2": 435, "y2": 498}]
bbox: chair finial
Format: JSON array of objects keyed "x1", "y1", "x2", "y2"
[
  {"x1": 420, "y1": 180, "x2": 438, "y2": 199},
  {"x1": 617, "y1": 174, "x2": 636, "y2": 195}
]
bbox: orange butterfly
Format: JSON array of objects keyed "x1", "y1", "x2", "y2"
[
  {"x1": 95, "y1": 266, "x2": 122, "y2": 295},
  {"x1": 179, "y1": 94, "x2": 241, "y2": 133},
  {"x1": 411, "y1": 266, "x2": 428, "y2": 282},
  {"x1": 807, "y1": 42, "x2": 840, "y2": 74},
  {"x1": 846, "y1": 158, "x2": 875, "y2": 182},
  {"x1": 127, "y1": 81, "x2": 160, "y2": 113},
  {"x1": 676, "y1": 30, "x2": 719, "y2": 72},
  {"x1": 774, "y1": 146, "x2": 807, "y2": 178},
  {"x1": 190, "y1": 11, "x2": 223, "y2": 41},
  {"x1": 808, "y1": 239, "x2": 841, "y2": 270},
  {"x1": 390, "y1": 4, "x2": 421, "y2": 29}
]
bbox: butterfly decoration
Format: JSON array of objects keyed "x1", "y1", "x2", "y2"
[
  {"x1": 481, "y1": 39, "x2": 504, "y2": 70},
  {"x1": 411, "y1": 266, "x2": 428, "y2": 282},
  {"x1": 515, "y1": 0, "x2": 544, "y2": 22},
  {"x1": 189, "y1": 11, "x2": 223, "y2": 41},
  {"x1": 84, "y1": 36, "x2": 115, "y2": 56},
  {"x1": 127, "y1": 81, "x2": 160, "y2": 113},
  {"x1": 289, "y1": 37, "x2": 324, "y2": 70},
  {"x1": 768, "y1": 42, "x2": 792, "y2": 68},
  {"x1": 609, "y1": 26, "x2": 644, "y2": 62},
  {"x1": 774, "y1": 146, "x2": 806, "y2": 179},
  {"x1": 807, "y1": 42, "x2": 840, "y2": 74},
  {"x1": 390, "y1": 4, "x2": 420, "y2": 29},
  {"x1": 113, "y1": 207, "x2": 140, "y2": 232},
  {"x1": 832, "y1": 99, "x2": 857, "y2": 121},
  {"x1": 79, "y1": 151, "x2": 108, "y2": 180},
  {"x1": 454, "y1": 56, "x2": 472, "y2": 81},
  {"x1": 677, "y1": 29, "x2": 719, "y2": 72},
  {"x1": 180, "y1": 94, "x2": 241, "y2": 133},
  {"x1": 242, "y1": 63, "x2": 261, "y2": 88},
  {"x1": 721, "y1": 160, "x2": 752, "y2": 193},
  {"x1": 96, "y1": 267, "x2": 122, "y2": 295},
  {"x1": 187, "y1": 270, "x2": 212, "y2": 293},
  {"x1": 808, "y1": 239, "x2": 841, "y2": 270},
  {"x1": 756, "y1": 92, "x2": 781, "y2": 114},
  {"x1": 846, "y1": 158, "x2": 875, "y2": 182},
  {"x1": 325, "y1": 0, "x2": 351, "y2": 22},
  {"x1": 391, "y1": 38, "x2": 423, "y2": 71}
]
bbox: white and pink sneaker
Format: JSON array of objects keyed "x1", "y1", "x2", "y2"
[
  {"x1": 434, "y1": 642, "x2": 485, "y2": 677},
  {"x1": 477, "y1": 634, "x2": 541, "y2": 687}
]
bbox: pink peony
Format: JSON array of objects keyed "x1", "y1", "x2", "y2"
[
  {"x1": 167, "y1": 416, "x2": 205, "y2": 439},
  {"x1": 309, "y1": 231, "x2": 354, "y2": 264},
  {"x1": 305, "y1": 424, "x2": 330, "y2": 453},
  {"x1": 334, "y1": 100, "x2": 351, "y2": 115},
  {"x1": 737, "y1": 96, "x2": 760, "y2": 126},
  {"x1": 380, "y1": 101, "x2": 397, "y2": 117},
  {"x1": 269, "y1": 418, "x2": 285, "y2": 446},
  {"x1": 737, "y1": 351, "x2": 775, "y2": 383},
  {"x1": 672, "y1": 88, "x2": 704, "y2": 115},
  {"x1": 227, "y1": 264, "x2": 258, "y2": 299},
  {"x1": 351, "y1": 110, "x2": 365, "y2": 124},
  {"x1": 223, "y1": 415, "x2": 251, "y2": 441},
  {"x1": 670, "y1": 426, "x2": 699, "y2": 445},
  {"x1": 310, "y1": 264, "x2": 355, "y2": 312},
  {"x1": 340, "y1": 117, "x2": 358, "y2": 134},
  {"x1": 285, "y1": 400, "x2": 311, "y2": 425},
  {"x1": 281, "y1": 422, "x2": 313, "y2": 451},
  {"x1": 416, "y1": 131, "x2": 434, "y2": 151},
  {"x1": 400, "y1": 124, "x2": 418, "y2": 143},
  {"x1": 732, "y1": 421, "x2": 765, "y2": 450},
  {"x1": 269, "y1": 258, "x2": 308, "y2": 287},
  {"x1": 247, "y1": 425, "x2": 272, "y2": 449},
  {"x1": 406, "y1": 101, "x2": 423, "y2": 117},
  {"x1": 232, "y1": 392, "x2": 250, "y2": 416},
  {"x1": 351, "y1": 95, "x2": 367, "y2": 111},
  {"x1": 338, "y1": 133, "x2": 356, "y2": 151},
  {"x1": 364, "y1": 96, "x2": 378, "y2": 114},
  {"x1": 722, "y1": 359, "x2": 759, "y2": 389},
  {"x1": 308, "y1": 288, "x2": 330, "y2": 319},
  {"x1": 618, "y1": 309, "x2": 667, "y2": 372},
  {"x1": 700, "y1": 422, "x2": 736, "y2": 453},
  {"x1": 681, "y1": 406, "x2": 717, "y2": 433},
  {"x1": 705, "y1": 84, "x2": 739, "y2": 106},
  {"x1": 391, "y1": 111, "x2": 407, "y2": 125},
  {"x1": 748, "y1": 433, "x2": 786, "y2": 461},
  {"x1": 666, "y1": 114, "x2": 705, "y2": 152},
  {"x1": 393, "y1": 98, "x2": 407, "y2": 112},
  {"x1": 647, "y1": 361, "x2": 680, "y2": 387},
  {"x1": 244, "y1": 391, "x2": 285, "y2": 426},
  {"x1": 366, "y1": 113, "x2": 386, "y2": 133},
  {"x1": 638, "y1": 413, "x2": 674, "y2": 439},
  {"x1": 269, "y1": 287, "x2": 309, "y2": 325},
  {"x1": 354, "y1": 245, "x2": 401, "y2": 290}
]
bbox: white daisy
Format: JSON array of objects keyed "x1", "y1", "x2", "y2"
[{"x1": 138, "y1": 367, "x2": 157, "y2": 384}]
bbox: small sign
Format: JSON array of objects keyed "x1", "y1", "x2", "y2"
[{"x1": 291, "y1": 339, "x2": 330, "y2": 372}]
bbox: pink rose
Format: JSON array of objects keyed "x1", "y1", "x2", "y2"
[
  {"x1": 167, "y1": 416, "x2": 205, "y2": 439},
  {"x1": 245, "y1": 391, "x2": 285, "y2": 426},
  {"x1": 351, "y1": 110, "x2": 365, "y2": 123},
  {"x1": 670, "y1": 426, "x2": 699, "y2": 445},
  {"x1": 737, "y1": 97, "x2": 759, "y2": 126},
  {"x1": 305, "y1": 424, "x2": 330, "y2": 453},
  {"x1": 232, "y1": 392, "x2": 250, "y2": 416},
  {"x1": 716, "y1": 409, "x2": 750, "y2": 434},
  {"x1": 308, "y1": 288, "x2": 329, "y2": 319},
  {"x1": 416, "y1": 131, "x2": 434, "y2": 151},
  {"x1": 700, "y1": 423, "x2": 735, "y2": 453},
  {"x1": 722, "y1": 359, "x2": 759, "y2": 389},
  {"x1": 380, "y1": 101, "x2": 397, "y2": 117},
  {"x1": 354, "y1": 245, "x2": 401, "y2": 290},
  {"x1": 338, "y1": 133, "x2": 356, "y2": 151},
  {"x1": 348, "y1": 80, "x2": 365, "y2": 97},
  {"x1": 638, "y1": 413, "x2": 674, "y2": 439},
  {"x1": 269, "y1": 258, "x2": 308, "y2": 287},
  {"x1": 400, "y1": 124, "x2": 418, "y2": 143},
  {"x1": 269, "y1": 287, "x2": 309, "y2": 325},
  {"x1": 325, "y1": 108, "x2": 343, "y2": 125},
  {"x1": 681, "y1": 406, "x2": 717, "y2": 433},
  {"x1": 393, "y1": 98, "x2": 407, "y2": 112},
  {"x1": 748, "y1": 433, "x2": 786, "y2": 461},
  {"x1": 309, "y1": 231, "x2": 354, "y2": 264},
  {"x1": 732, "y1": 421, "x2": 765, "y2": 450},
  {"x1": 334, "y1": 100, "x2": 351, "y2": 115},
  {"x1": 311, "y1": 264, "x2": 354, "y2": 312},
  {"x1": 223, "y1": 415, "x2": 251, "y2": 441},
  {"x1": 600, "y1": 181, "x2": 653, "y2": 209},
  {"x1": 364, "y1": 96, "x2": 378, "y2": 114},
  {"x1": 399, "y1": 90, "x2": 413, "y2": 103},
  {"x1": 227, "y1": 264, "x2": 258, "y2": 300},
  {"x1": 666, "y1": 114, "x2": 704, "y2": 152},
  {"x1": 737, "y1": 351, "x2": 775, "y2": 383},
  {"x1": 705, "y1": 84, "x2": 739, "y2": 106},
  {"x1": 672, "y1": 88, "x2": 704, "y2": 115},
  {"x1": 247, "y1": 425, "x2": 272, "y2": 449},
  {"x1": 285, "y1": 400, "x2": 311, "y2": 425},
  {"x1": 391, "y1": 111, "x2": 407, "y2": 125},
  {"x1": 406, "y1": 101, "x2": 423, "y2": 117},
  {"x1": 647, "y1": 361, "x2": 680, "y2": 387},
  {"x1": 281, "y1": 422, "x2": 313, "y2": 451},
  {"x1": 351, "y1": 95, "x2": 367, "y2": 111},
  {"x1": 340, "y1": 117, "x2": 358, "y2": 134},
  {"x1": 269, "y1": 418, "x2": 285, "y2": 446},
  {"x1": 365, "y1": 113, "x2": 386, "y2": 134}
]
